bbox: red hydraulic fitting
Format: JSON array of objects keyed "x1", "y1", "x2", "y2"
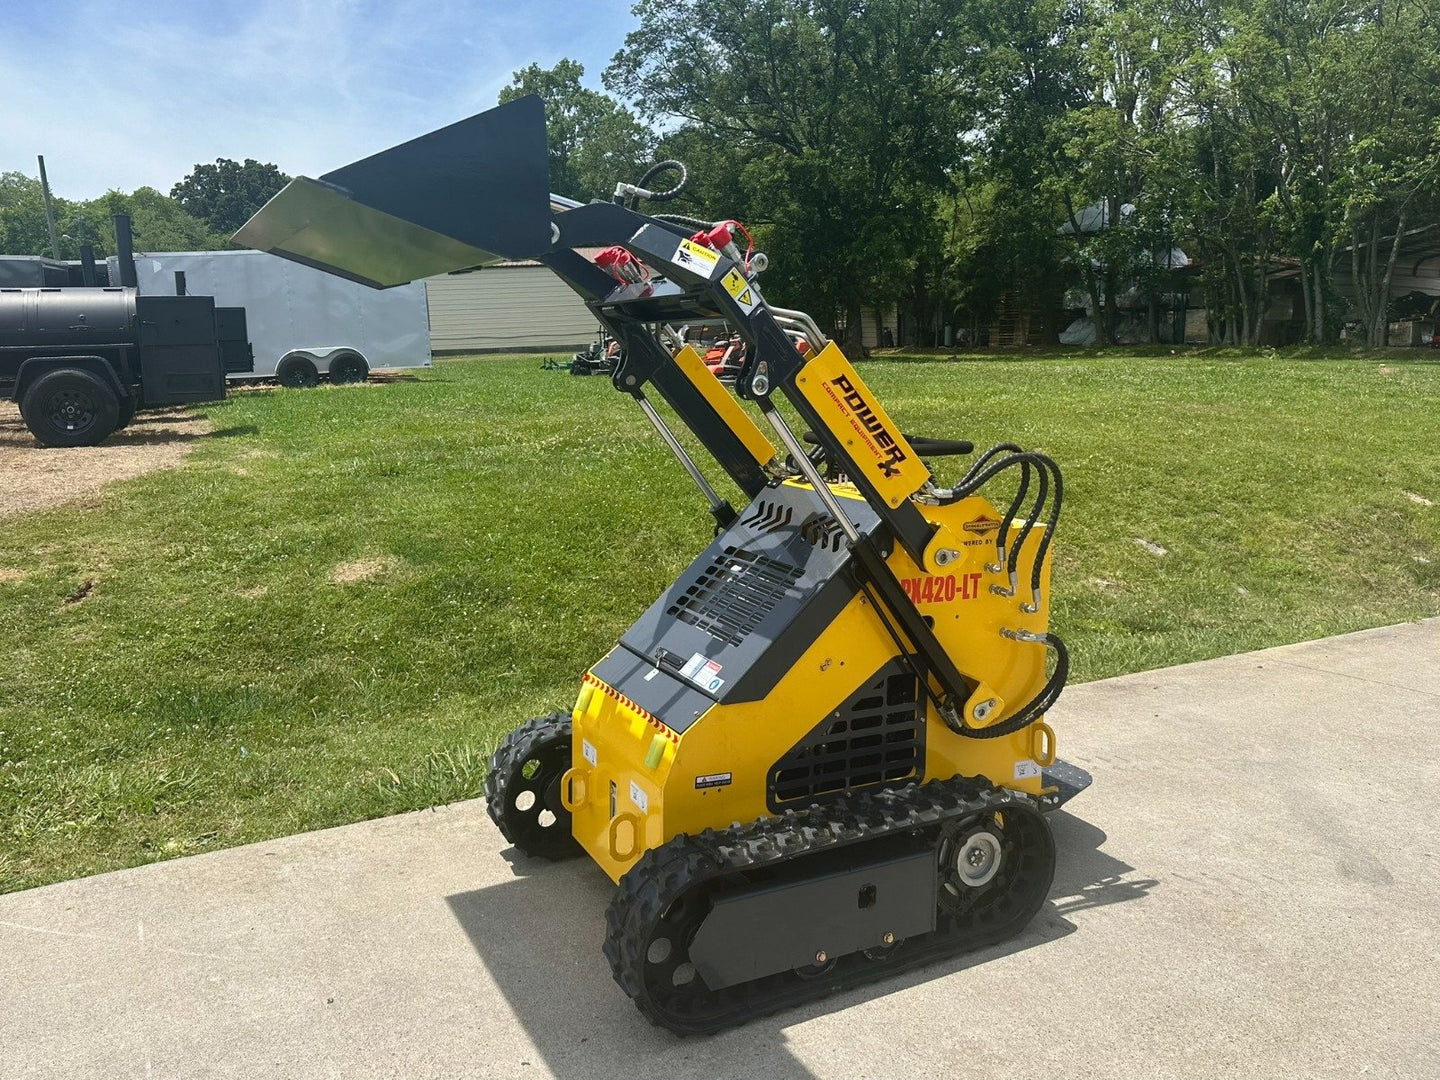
[
  {"x1": 594, "y1": 246, "x2": 648, "y2": 284},
  {"x1": 690, "y1": 222, "x2": 735, "y2": 251}
]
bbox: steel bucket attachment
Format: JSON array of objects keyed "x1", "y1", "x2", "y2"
[{"x1": 233, "y1": 95, "x2": 553, "y2": 288}]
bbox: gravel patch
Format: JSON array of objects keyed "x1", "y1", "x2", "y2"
[{"x1": 0, "y1": 400, "x2": 210, "y2": 517}]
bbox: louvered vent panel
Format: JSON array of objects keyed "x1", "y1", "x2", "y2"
[
  {"x1": 666, "y1": 546, "x2": 804, "y2": 648},
  {"x1": 768, "y1": 664, "x2": 924, "y2": 807}
]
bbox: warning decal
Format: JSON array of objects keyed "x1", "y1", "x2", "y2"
[
  {"x1": 674, "y1": 238, "x2": 720, "y2": 277},
  {"x1": 721, "y1": 268, "x2": 758, "y2": 312},
  {"x1": 680, "y1": 652, "x2": 725, "y2": 693},
  {"x1": 629, "y1": 779, "x2": 649, "y2": 813}
]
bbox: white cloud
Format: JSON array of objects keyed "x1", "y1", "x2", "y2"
[{"x1": 1, "y1": 0, "x2": 632, "y2": 198}]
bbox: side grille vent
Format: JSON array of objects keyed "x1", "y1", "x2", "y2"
[
  {"x1": 767, "y1": 661, "x2": 924, "y2": 809},
  {"x1": 666, "y1": 545, "x2": 804, "y2": 648},
  {"x1": 800, "y1": 513, "x2": 846, "y2": 552},
  {"x1": 743, "y1": 498, "x2": 794, "y2": 534}
]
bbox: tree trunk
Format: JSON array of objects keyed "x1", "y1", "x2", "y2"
[
  {"x1": 1251, "y1": 262, "x2": 1270, "y2": 347},
  {"x1": 1232, "y1": 259, "x2": 1252, "y2": 345},
  {"x1": 843, "y1": 297, "x2": 865, "y2": 358},
  {"x1": 1351, "y1": 225, "x2": 1366, "y2": 344},
  {"x1": 1299, "y1": 262, "x2": 1314, "y2": 344},
  {"x1": 1103, "y1": 271, "x2": 1120, "y2": 345},
  {"x1": 1372, "y1": 208, "x2": 1408, "y2": 348},
  {"x1": 1367, "y1": 216, "x2": 1382, "y2": 346}
]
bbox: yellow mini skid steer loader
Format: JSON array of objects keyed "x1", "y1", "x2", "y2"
[{"x1": 236, "y1": 95, "x2": 1091, "y2": 1035}]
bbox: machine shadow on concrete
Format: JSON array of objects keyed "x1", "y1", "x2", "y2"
[{"x1": 446, "y1": 809, "x2": 1155, "y2": 1080}]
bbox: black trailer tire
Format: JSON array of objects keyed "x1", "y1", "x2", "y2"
[
  {"x1": 276, "y1": 355, "x2": 319, "y2": 388},
  {"x1": 114, "y1": 395, "x2": 138, "y2": 431},
  {"x1": 19, "y1": 368, "x2": 121, "y2": 447},
  {"x1": 328, "y1": 351, "x2": 369, "y2": 384}
]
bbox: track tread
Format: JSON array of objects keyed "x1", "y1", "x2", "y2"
[
  {"x1": 484, "y1": 711, "x2": 581, "y2": 859},
  {"x1": 604, "y1": 776, "x2": 1054, "y2": 1035}
]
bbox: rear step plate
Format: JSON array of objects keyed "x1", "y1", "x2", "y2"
[{"x1": 1041, "y1": 758, "x2": 1093, "y2": 809}]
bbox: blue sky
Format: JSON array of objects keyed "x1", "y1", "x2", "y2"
[{"x1": 1, "y1": 0, "x2": 636, "y2": 198}]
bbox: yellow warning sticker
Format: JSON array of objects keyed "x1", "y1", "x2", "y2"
[
  {"x1": 721, "y1": 268, "x2": 758, "y2": 313},
  {"x1": 674, "y1": 238, "x2": 720, "y2": 277}
]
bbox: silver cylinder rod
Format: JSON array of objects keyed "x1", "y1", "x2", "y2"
[
  {"x1": 757, "y1": 400, "x2": 861, "y2": 544},
  {"x1": 635, "y1": 392, "x2": 726, "y2": 512},
  {"x1": 767, "y1": 306, "x2": 829, "y2": 349}
]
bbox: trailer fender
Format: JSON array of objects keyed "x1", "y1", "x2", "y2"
[{"x1": 12, "y1": 355, "x2": 131, "y2": 404}]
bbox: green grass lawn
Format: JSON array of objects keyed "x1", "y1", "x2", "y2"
[{"x1": 2, "y1": 349, "x2": 1438, "y2": 892}]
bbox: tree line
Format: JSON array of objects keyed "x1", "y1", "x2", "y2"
[
  {"x1": 586, "y1": 0, "x2": 1439, "y2": 347},
  {"x1": 6, "y1": 1, "x2": 1435, "y2": 348},
  {"x1": 0, "y1": 159, "x2": 289, "y2": 261}
]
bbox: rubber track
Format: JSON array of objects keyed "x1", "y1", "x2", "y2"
[
  {"x1": 483, "y1": 711, "x2": 580, "y2": 857},
  {"x1": 603, "y1": 776, "x2": 1054, "y2": 1035}
]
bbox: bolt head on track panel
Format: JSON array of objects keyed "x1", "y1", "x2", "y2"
[{"x1": 232, "y1": 95, "x2": 553, "y2": 288}]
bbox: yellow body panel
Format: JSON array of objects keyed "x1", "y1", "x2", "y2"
[
  {"x1": 671, "y1": 344, "x2": 777, "y2": 469},
  {"x1": 793, "y1": 343, "x2": 931, "y2": 508},
  {"x1": 568, "y1": 481, "x2": 1057, "y2": 884}
]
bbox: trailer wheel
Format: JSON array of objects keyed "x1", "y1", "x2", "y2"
[
  {"x1": 20, "y1": 368, "x2": 121, "y2": 448},
  {"x1": 328, "y1": 351, "x2": 369, "y2": 384},
  {"x1": 276, "y1": 355, "x2": 319, "y2": 388}
]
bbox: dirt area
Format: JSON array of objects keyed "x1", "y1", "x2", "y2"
[{"x1": 0, "y1": 400, "x2": 210, "y2": 517}]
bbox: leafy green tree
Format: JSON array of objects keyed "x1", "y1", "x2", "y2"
[
  {"x1": 91, "y1": 188, "x2": 224, "y2": 253},
  {"x1": 608, "y1": 0, "x2": 974, "y2": 351},
  {"x1": 500, "y1": 60, "x2": 653, "y2": 203},
  {"x1": 2, "y1": 170, "x2": 224, "y2": 257},
  {"x1": 0, "y1": 171, "x2": 55, "y2": 256},
  {"x1": 1327, "y1": 3, "x2": 1440, "y2": 345},
  {"x1": 170, "y1": 158, "x2": 291, "y2": 236}
]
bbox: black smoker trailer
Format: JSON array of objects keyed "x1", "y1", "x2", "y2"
[
  {"x1": 0, "y1": 215, "x2": 244, "y2": 447},
  {"x1": 0, "y1": 286, "x2": 232, "y2": 446}
]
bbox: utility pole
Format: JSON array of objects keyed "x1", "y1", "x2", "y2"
[{"x1": 37, "y1": 155, "x2": 62, "y2": 259}]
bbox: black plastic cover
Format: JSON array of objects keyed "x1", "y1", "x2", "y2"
[{"x1": 613, "y1": 484, "x2": 880, "y2": 716}]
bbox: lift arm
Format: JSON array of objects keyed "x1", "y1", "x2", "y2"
[{"x1": 234, "y1": 94, "x2": 978, "y2": 723}]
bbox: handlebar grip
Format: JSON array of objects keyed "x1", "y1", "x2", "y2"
[{"x1": 904, "y1": 435, "x2": 974, "y2": 457}]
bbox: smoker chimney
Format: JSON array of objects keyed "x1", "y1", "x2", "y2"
[
  {"x1": 113, "y1": 213, "x2": 138, "y2": 289},
  {"x1": 79, "y1": 243, "x2": 97, "y2": 286}
]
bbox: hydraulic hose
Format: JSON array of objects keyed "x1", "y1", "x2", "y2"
[
  {"x1": 654, "y1": 213, "x2": 717, "y2": 231},
  {"x1": 997, "y1": 459, "x2": 1045, "y2": 585},
  {"x1": 1028, "y1": 453, "x2": 1063, "y2": 600},
  {"x1": 952, "y1": 631, "x2": 1069, "y2": 740},
  {"x1": 958, "y1": 442, "x2": 1024, "y2": 487},
  {"x1": 944, "y1": 450, "x2": 1061, "y2": 598},
  {"x1": 627, "y1": 160, "x2": 688, "y2": 209}
]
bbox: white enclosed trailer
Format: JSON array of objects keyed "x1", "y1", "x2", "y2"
[{"x1": 111, "y1": 249, "x2": 431, "y2": 385}]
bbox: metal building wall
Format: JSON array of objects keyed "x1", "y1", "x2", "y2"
[{"x1": 425, "y1": 265, "x2": 600, "y2": 353}]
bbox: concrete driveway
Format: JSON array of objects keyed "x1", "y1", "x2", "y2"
[{"x1": 4, "y1": 620, "x2": 1438, "y2": 1079}]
